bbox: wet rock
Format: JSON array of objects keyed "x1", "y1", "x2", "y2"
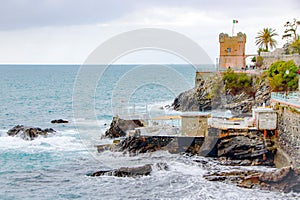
[
  {"x1": 88, "y1": 163, "x2": 168, "y2": 177},
  {"x1": 51, "y1": 119, "x2": 69, "y2": 124},
  {"x1": 7, "y1": 125, "x2": 56, "y2": 140},
  {"x1": 115, "y1": 136, "x2": 174, "y2": 154},
  {"x1": 104, "y1": 116, "x2": 144, "y2": 138},
  {"x1": 204, "y1": 166, "x2": 300, "y2": 193},
  {"x1": 218, "y1": 157, "x2": 253, "y2": 166},
  {"x1": 258, "y1": 166, "x2": 300, "y2": 193},
  {"x1": 218, "y1": 133, "x2": 268, "y2": 160},
  {"x1": 112, "y1": 136, "x2": 208, "y2": 155}
]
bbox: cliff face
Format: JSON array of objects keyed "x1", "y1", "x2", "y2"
[{"x1": 172, "y1": 72, "x2": 271, "y2": 116}]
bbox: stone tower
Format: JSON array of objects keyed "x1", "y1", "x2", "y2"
[{"x1": 219, "y1": 32, "x2": 246, "y2": 71}]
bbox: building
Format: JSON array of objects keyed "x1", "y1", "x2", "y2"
[
  {"x1": 252, "y1": 108, "x2": 277, "y2": 130},
  {"x1": 219, "y1": 32, "x2": 246, "y2": 71},
  {"x1": 181, "y1": 112, "x2": 210, "y2": 137}
]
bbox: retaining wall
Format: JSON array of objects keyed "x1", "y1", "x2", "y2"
[{"x1": 277, "y1": 106, "x2": 300, "y2": 167}]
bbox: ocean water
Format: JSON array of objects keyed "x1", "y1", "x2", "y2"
[{"x1": 0, "y1": 65, "x2": 299, "y2": 200}]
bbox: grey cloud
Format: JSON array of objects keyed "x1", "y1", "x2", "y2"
[
  {"x1": 0, "y1": 0, "x2": 133, "y2": 30},
  {"x1": 0, "y1": 0, "x2": 298, "y2": 30}
]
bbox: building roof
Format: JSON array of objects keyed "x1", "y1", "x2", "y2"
[{"x1": 181, "y1": 112, "x2": 211, "y2": 117}]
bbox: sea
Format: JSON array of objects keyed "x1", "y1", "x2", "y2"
[{"x1": 0, "y1": 64, "x2": 299, "y2": 200}]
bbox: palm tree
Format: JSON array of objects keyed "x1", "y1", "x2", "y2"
[{"x1": 255, "y1": 28, "x2": 278, "y2": 52}]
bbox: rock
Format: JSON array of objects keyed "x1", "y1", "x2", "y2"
[
  {"x1": 172, "y1": 88, "x2": 207, "y2": 111},
  {"x1": 217, "y1": 133, "x2": 269, "y2": 161},
  {"x1": 112, "y1": 136, "x2": 209, "y2": 155},
  {"x1": 88, "y1": 163, "x2": 168, "y2": 177},
  {"x1": 51, "y1": 119, "x2": 69, "y2": 124},
  {"x1": 171, "y1": 72, "x2": 271, "y2": 115},
  {"x1": 115, "y1": 136, "x2": 174, "y2": 154},
  {"x1": 104, "y1": 116, "x2": 144, "y2": 138},
  {"x1": 204, "y1": 166, "x2": 300, "y2": 193},
  {"x1": 7, "y1": 125, "x2": 56, "y2": 140}
]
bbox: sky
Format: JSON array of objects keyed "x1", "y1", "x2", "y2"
[{"x1": 0, "y1": 0, "x2": 299, "y2": 64}]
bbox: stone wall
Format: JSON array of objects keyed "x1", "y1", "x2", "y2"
[
  {"x1": 261, "y1": 48, "x2": 300, "y2": 69},
  {"x1": 277, "y1": 106, "x2": 300, "y2": 167}
]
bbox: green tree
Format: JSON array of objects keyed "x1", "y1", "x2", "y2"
[
  {"x1": 255, "y1": 28, "x2": 278, "y2": 52},
  {"x1": 267, "y1": 60, "x2": 298, "y2": 91},
  {"x1": 291, "y1": 39, "x2": 300, "y2": 54},
  {"x1": 283, "y1": 18, "x2": 300, "y2": 42}
]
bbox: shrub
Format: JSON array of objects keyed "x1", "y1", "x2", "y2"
[
  {"x1": 223, "y1": 68, "x2": 253, "y2": 95},
  {"x1": 267, "y1": 60, "x2": 298, "y2": 91}
]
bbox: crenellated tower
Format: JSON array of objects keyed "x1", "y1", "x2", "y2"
[{"x1": 219, "y1": 32, "x2": 246, "y2": 71}]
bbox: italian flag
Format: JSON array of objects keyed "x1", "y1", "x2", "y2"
[{"x1": 233, "y1": 19, "x2": 238, "y2": 23}]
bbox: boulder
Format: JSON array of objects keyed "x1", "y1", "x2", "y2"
[
  {"x1": 104, "y1": 116, "x2": 144, "y2": 138},
  {"x1": 88, "y1": 163, "x2": 168, "y2": 177},
  {"x1": 204, "y1": 166, "x2": 300, "y2": 193},
  {"x1": 258, "y1": 166, "x2": 300, "y2": 193},
  {"x1": 172, "y1": 88, "x2": 205, "y2": 111},
  {"x1": 217, "y1": 132, "x2": 274, "y2": 166},
  {"x1": 7, "y1": 125, "x2": 56, "y2": 140},
  {"x1": 51, "y1": 119, "x2": 69, "y2": 124}
]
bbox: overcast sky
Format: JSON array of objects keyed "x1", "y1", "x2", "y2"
[{"x1": 0, "y1": 0, "x2": 299, "y2": 64}]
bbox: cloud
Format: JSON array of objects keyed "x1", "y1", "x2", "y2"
[
  {"x1": 0, "y1": 0, "x2": 133, "y2": 30},
  {"x1": 1, "y1": 0, "x2": 299, "y2": 30},
  {"x1": 0, "y1": 0, "x2": 299, "y2": 64}
]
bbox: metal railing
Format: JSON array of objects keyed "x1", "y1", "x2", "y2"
[{"x1": 271, "y1": 92, "x2": 300, "y2": 106}]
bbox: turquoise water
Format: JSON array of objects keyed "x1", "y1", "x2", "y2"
[{"x1": 0, "y1": 65, "x2": 299, "y2": 200}]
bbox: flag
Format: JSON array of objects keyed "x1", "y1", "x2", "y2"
[{"x1": 233, "y1": 19, "x2": 238, "y2": 24}]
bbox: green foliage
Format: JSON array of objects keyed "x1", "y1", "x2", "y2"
[
  {"x1": 291, "y1": 39, "x2": 300, "y2": 54},
  {"x1": 251, "y1": 56, "x2": 256, "y2": 62},
  {"x1": 267, "y1": 60, "x2": 299, "y2": 91},
  {"x1": 223, "y1": 68, "x2": 253, "y2": 95}
]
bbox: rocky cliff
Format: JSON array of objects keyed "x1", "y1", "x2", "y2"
[{"x1": 172, "y1": 72, "x2": 271, "y2": 116}]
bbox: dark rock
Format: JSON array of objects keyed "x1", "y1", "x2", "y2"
[
  {"x1": 116, "y1": 136, "x2": 174, "y2": 154},
  {"x1": 204, "y1": 166, "x2": 300, "y2": 193},
  {"x1": 51, "y1": 119, "x2": 69, "y2": 124},
  {"x1": 113, "y1": 136, "x2": 209, "y2": 155},
  {"x1": 88, "y1": 163, "x2": 168, "y2": 177},
  {"x1": 171, "y1": 72, "x2": 271, "y2": 115},
  {"x1": 218, "y1": 133, "x2": 268, "y2": 160},
  {"x1": 172, "y1": 88, "x2": 206, "y2": 111},
  {"x1": 104, "y1": 116, "x2": 144, "y2": 138},
  {"x1": 7, "y1": 125, "x2": 56, "y2": 140}
]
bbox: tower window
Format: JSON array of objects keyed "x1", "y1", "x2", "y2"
[{"x1": 227, "y1": 48, "x2": 231, "y2": 53}]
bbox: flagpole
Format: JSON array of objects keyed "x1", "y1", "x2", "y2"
[{"x1": 232, "y1": 21, "x2": 234, "y2": 36}]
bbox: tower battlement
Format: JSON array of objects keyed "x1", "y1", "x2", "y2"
[{"x1": 219, "y1": 32, "x2": 246, "y2": 71}]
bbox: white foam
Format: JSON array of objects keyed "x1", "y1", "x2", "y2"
[{"x1": 0, "y1": 129, "x2": 86, "y2": 152}]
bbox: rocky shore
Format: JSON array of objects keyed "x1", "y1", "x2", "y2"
[
  {"x1": 204, "y1": 166, "x2": 300, "y2": 193},
  {"x1": 96, "y1": 71, "x2": 300, "y2": 193}
]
